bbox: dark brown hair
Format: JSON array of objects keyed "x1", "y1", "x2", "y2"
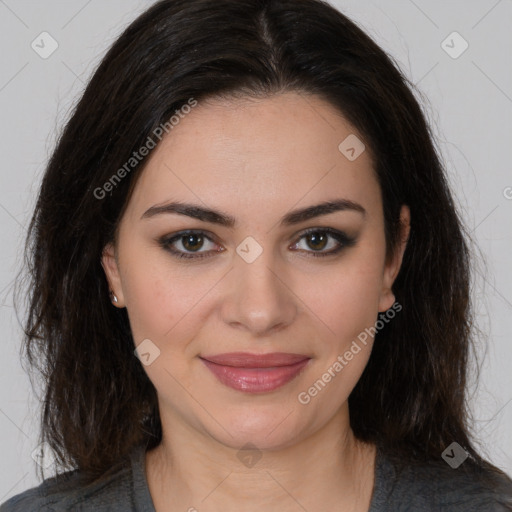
[{"x1": 15, "y1": 0, "x2": 506, "y2": 488}]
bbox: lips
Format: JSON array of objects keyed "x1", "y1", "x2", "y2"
[{"x1": 199, "y1": 352, "x2": 311, "y2": 393}]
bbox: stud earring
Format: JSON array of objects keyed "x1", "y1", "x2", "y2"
[{"x1": 109, "y1": 291, "x2": 118, "y2": 304}]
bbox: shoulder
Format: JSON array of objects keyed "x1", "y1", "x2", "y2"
[
  {"x1": 374, "y1": 446, "x2": 512, "y2": 511},
  {"x1": 0, "y1": 451, "x2": 142, "y2": 512}
]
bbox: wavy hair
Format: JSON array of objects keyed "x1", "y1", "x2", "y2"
[{"x1": 15, "y1": 0, "x2": 503, "y2": 484}]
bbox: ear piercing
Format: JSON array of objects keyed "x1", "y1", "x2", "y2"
[{"x1": 109, "y1": 290, "x2": 118, "y2": 304}]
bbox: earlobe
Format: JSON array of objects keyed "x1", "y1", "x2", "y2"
[
  {"x1": 101, "y1": 242, "x2": 125, "y2": 307},
  {"x1": 378, "y1": 205, "x2": 410, "y2": 312}
]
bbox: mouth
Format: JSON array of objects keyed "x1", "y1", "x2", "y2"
[{"x1": 199, "y1": 352, "x2": 311, "y2": 393}]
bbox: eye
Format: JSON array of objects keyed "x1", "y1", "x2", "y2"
[
  {"x1": 290, "y1": 228, "x2": 356, "y2": 257},
  {"x1": 159, "y1": 230, "x2": 223, "y2": 260}
]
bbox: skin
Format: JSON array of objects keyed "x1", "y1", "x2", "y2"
[{"x1": 102, "y1": 92, "x2": 410, "y2": 512}]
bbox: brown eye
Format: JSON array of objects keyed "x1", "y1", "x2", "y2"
[
  {"x1": 159, "y1": 230, "x2": 222, "y2": 260},
  {"x1": 181, "y1": 233, "x2": 204, "y2": 252},
  {"x1": 290, "y1": 228, "x2": 357, "y2": 257},
  {"x1": 305, "y1": 232, "x2": 328, "y2": 251}
]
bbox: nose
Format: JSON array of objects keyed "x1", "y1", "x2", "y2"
[{"x1": 220, "y1": 249, "x2": 298, "y2": 337}]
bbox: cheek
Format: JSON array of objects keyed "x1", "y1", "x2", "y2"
[
  {"x1": 120, "y1": 256, "x2": 207, "y2": 397},
  {"x1": 303, "y1": 250, "x2": 385, "y2": 349},
  {"x1": 299, "y1": 266, "x2": 379, "y2": 415},
  {"x1": 118, "y1": 243, "x2": 197, "y2": 344}
]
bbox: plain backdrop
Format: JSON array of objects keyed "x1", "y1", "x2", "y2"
[{"x1": 0, "y1": 0, "x2": 511, "y2": 502}]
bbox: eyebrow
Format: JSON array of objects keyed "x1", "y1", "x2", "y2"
[{"x1": 141, "y1": 199, "x2": 366, "y2": 227}]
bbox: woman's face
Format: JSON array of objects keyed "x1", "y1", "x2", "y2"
[{"x1": 102, "y1": 92, "x2": 409, "y2": 451}]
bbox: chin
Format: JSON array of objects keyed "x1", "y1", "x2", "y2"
[{"x1": 201, "y1": 405, "x2": 307, "y2": 452}]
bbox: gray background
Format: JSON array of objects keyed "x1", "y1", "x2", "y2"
[{"x1": 0, "y1": 0, "x2": 511, "y2": 502}]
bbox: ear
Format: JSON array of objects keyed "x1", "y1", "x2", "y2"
[
  {"x1": 101, "y1": 242, "x2": 125, "y2": 308},
  {"x1": 378, "y1": 204, "x2": 410, "y2": 312}
]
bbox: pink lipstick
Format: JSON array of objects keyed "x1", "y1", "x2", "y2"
[{"x1": 199, "y1": 352, "x2": 311, "y2": 393}]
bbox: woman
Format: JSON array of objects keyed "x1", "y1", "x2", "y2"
[{"x1": 2, "y1": 0, "x2": 511, "y2": 510}]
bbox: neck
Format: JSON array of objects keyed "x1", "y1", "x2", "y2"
[{"x1": 146, "y1": 406, "x2": 377, "y2": 512}]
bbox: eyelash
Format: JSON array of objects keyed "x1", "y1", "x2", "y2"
[{"x1": 158, "y1": 228, "x2": 356, "y2": 260}]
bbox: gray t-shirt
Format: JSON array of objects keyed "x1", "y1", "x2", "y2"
[{"x1": 1, "y1": 443, "x2": 512, "y2": 511}]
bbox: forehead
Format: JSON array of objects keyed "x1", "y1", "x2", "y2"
[{"x1": 125, "y1": 92, "x2": 380, "y2": 223}]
